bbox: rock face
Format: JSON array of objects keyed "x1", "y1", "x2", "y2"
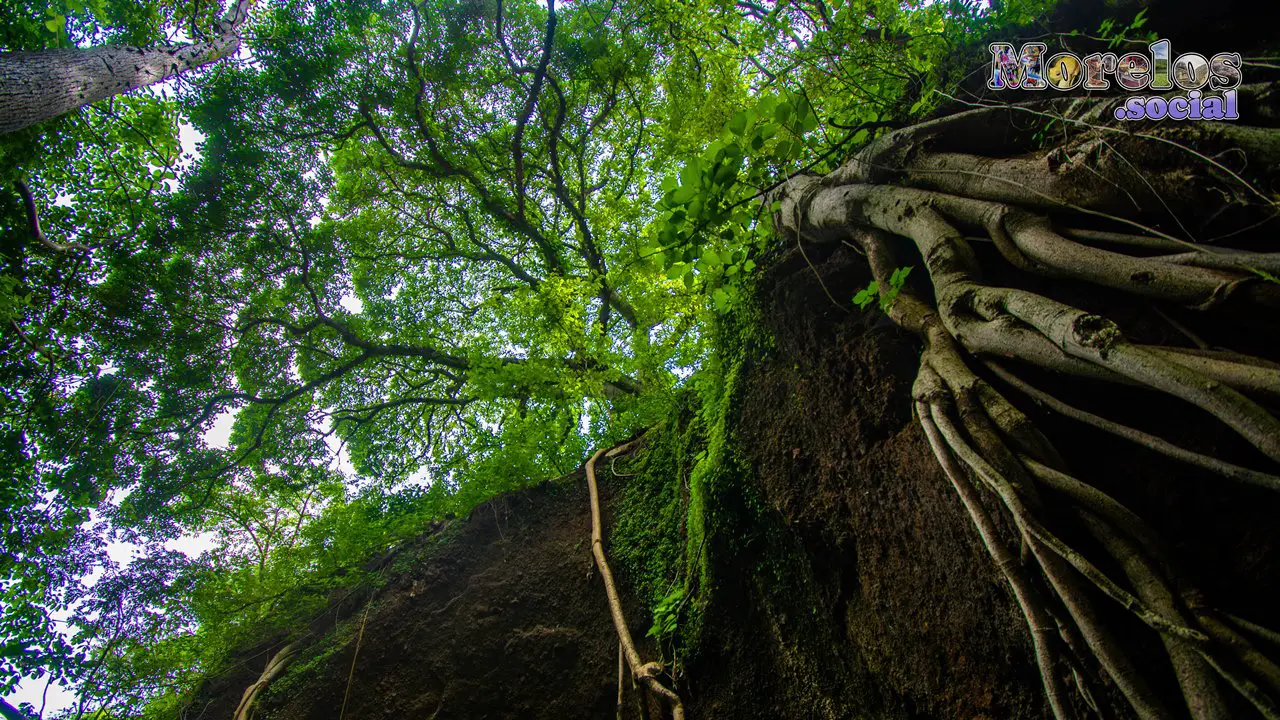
[
  {"x1": 245, "y1": 477, "x2": 649, "y2": 720},
  {"x1": 200, "y1": 240, "x2": 1280, "y2": 720},
  {"x1": 723, "y1": 242, "x2": 1050, "y2": 719},
  {"x1": 714, "y1": 236, "x2": 1280, "y2": 720}
]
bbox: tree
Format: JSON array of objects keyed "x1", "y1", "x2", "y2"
[
  {"x1": 777, "y1": 94, "x2": 1280, "y2": 719},
  {"x1": 0, "y1": 0, "x2": 256, "y2": 135},
  {"x1": 0, "y1": 0, "x2": 727, "y2": 707},
  {"x1": 0, "y1": 698, "x2": 30, "y2": 720}
]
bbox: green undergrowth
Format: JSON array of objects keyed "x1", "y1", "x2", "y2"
[
  {"x1": 609, "y1": 268, "x2": 871, "y2": 708},
  {"x1": 609, "y1": 395, "x2": 700, "y2": 667},
  {"x1": 176, "y1": 510, "x2": 467, "y2": 718},
  {"x1": 259, "y1": 604, "x2": 368, "y2": 709},
  {"x1": 609, "y1": 289, "x2": 777, "y2": 675}
]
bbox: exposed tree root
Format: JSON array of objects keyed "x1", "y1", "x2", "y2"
[
  {"x1": 618, "y1": 642, "x2": 627, "y2": 720},
  {"x1": 233, "y1": 641, "x2": 300, "y2": 720},
  {"x1": 776, "y1": 96, "x2": 1280, "y2": 719},
  {"x1": 915, "y1": 389, "x2": 1073, "y2": 720},
  {"x1": 1228, "y1": 615, "x2": 1280, "y2": 652},
  {"x1": 586, "y1": 442, "x2": 686, "y2": 720},
  {"x1": 339, "y1": 600, "x2": 373, "y2": 720},
  {"x1": 984, "y1": 362, "x2": 1280, "y2": 492}
]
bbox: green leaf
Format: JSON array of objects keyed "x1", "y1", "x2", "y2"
[
  {"x1": 800, "y1": 108, "x2": 819, "y2": 133},
  {"x1": 679, "y1": 163, "x2": 700, "y2": 189},
  {"x1": 45, "y1": 12, "x2": 66, "y2": 33},
  {"x1": 711, "y1": 287, "x2": 730, "y2": 312},
  {"x1": 853, "y1": 281, "x2": 879, "y2": 310},
  {"x1": 713, "y1": 162, "x2": 737, "y2": 185},
  {"x1": 670, "y1": 184, "x2": 698, "y2": 205},
  {"x1": 727, "y1": 110, "x2": 747, "y2": 136}
]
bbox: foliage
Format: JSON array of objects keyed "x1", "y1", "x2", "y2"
[
  {"x1": 1087, "y1": 8, "x2": 1158, "y2": 48},
  {"x1": 609, "y1": 397, "x2": 699, "y2": 667},
  {"x1": 646, "y1": 587, "x2": 684, "y2": 641},
  {"x1": 853, "y1": 265, "x2": 913, "y2": 312}
]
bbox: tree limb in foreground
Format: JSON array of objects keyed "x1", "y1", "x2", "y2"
[{"x1": 0, "y1": 0, "x2": 257, "y2": 135}]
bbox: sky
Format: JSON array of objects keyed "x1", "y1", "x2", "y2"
[
  {"x1": 4, "y1": 405, "x2": 247, "y2": 713},
  {"x1": 3, "y1": 89, "x2": 221, "y2": 716}
]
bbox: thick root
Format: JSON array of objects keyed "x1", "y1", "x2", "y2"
[
  {"x1": 914, "y1": 366, "x2": 1074, "y2": 720},
  {"x1": 586, "y1": 442, "x2": 686, "y2": 720},
  {"x1": 234, "y1": 641, "x2": 300, "y2": 720}
]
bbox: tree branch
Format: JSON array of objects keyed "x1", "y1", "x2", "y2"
[{"x1": 14, "y1": 180, "x2": 91, "y2": 253}]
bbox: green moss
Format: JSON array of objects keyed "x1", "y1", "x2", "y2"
[
  {"x1": 259, "y1": 609, "x2": 366, "y2": 711},
  {"x1": 609, "y1": 398, "x2": 699, "y2": 649},
  {"x1": 608, "y1": 288, "x2": 776, "y2": 670}
]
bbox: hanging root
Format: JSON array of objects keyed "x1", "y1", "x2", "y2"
[
  {"x1": 776, "y1": 98, "x2": 1280, "y2": 719},
  {"x1": 586, "y1": 442, "x2": 686, "y2": 720},
  {"x1": 618, "y1": 642, "x2": 627, "y2": 720},
  {"x1": 914, "y1": 380, "x2": 1074, "y2": 720},
  {"x1": 234, "y1": 641, "x2": 300, "y2": 720},
  {"x1": 983, "y1": 362, "x2": 1280, "y2": 493},
  {"x1": 339, "y1": 600, "x2": 373, "y2": 720}
]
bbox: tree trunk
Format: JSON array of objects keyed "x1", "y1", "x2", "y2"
[
  {"x1": 0, "y1": 698, "x2": 27, "y2": 720},
  {"x1": 0, "y1": 0, "x2": 255, "y2": 135}
]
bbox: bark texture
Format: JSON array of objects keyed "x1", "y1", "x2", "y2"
[{"x1": 0, "y1": 0, "x2": 255, "y2": 135}]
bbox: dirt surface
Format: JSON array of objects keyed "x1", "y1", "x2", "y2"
[
  {"x1": 719, "y1": 240, "x2": 1050, "y2": 719},
  {"x1": 206, "y1": 474, "x2": 662, "y2": 720}
]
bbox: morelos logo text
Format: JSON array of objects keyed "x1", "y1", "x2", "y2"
[{"x1": 988, "y1": 40, "x2": 1241, "y2": 121}]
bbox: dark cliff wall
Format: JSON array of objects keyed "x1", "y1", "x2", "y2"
[
  {"x1": 200, "y1": 243, "x2": 1056, "y2": 720},
  {"x1": 246, "y1": 476, "x2": 655, "y2": 720},
  {"x1": 200, "y1": 235, "x2": 1280, "y2": 720}
]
